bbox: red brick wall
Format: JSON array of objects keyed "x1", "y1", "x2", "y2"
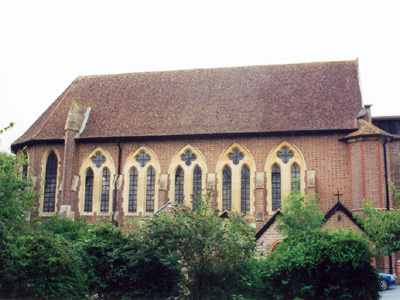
[
  {"x1": 349, "y1": 139, "x2": 388, "y2": 212},
  {"x1": 20, "y1": 133, "x2": 396, "y2": 227}
]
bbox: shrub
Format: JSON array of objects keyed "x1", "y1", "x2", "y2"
[
  {"x1": 134, "y1": 196, "x2": 258, "y2": 300},
  {"x1": 262, "y1": 230, "x2": 380, "y2": 300},
  {"x1": 0, "y1": 228, "x2": 88, "y2": 299},
  {"x1": 82, "y1": 221, "x2": 183, "y2": 299},
  {"x1": 41, "y1": 215, "x2": 89, "y2": 242}
]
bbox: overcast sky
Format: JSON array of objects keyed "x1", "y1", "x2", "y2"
[{"x1": 1, "y1": 0, "x2": 399, "y2": 152}]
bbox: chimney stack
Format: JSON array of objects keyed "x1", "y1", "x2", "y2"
[{"x1": 364, "y1": 104, "x2": 372, "y2": 123}]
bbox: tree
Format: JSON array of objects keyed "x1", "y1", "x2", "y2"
[
  {"x1": 0, "y1": 151, "x2": 37, "y2": 234},
  {"x1": 356, "y1": 201, "x2": 400, "y2": 256},
  {"x1": 275, "y1": 192, "x2": 324, "y2": 237},
  {"x1": 355, "y1": 153, "x2": 400, "y2": 255},
  {"x1": 259, "y1": 192, "x2": 380, "y2": 300},
  {"x1": 131, "y1": 195, "x2": 258, "y2": 299}
]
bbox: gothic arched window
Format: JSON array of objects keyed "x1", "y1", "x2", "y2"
[
  {"x1": 146, "y1": 167, "x2": 155, "y2": 212},
  {"x1": 241, "y1": 165, "x2": 250, "y2": 213},
  {"x1": 100, "y1": 168, "x2": 110, "y2": 212},
  {"x1": 193, "y1": 166, "x2": 202, "y2": 210},
  {"x1": 291, "y1": 163, "x2": 301, "y2": 193},
  {"x1": 175, "y1": 167, "x2": 184, "y2": 204},
  {"x1": 43, "y1": 151, "x2": 58, "y2": 212},
  {"x1": 272, "y1": 164, "x2": 281, "y2": 211},
  {"x1": 128, "y1": 167, "x2": 138, "y2": 213},
  {"x1": 84, "y1": 168, "x2": 94, "y2": 212},
  {"x1": 222, "y1": 166, "x2": 232, "y2": 211}
]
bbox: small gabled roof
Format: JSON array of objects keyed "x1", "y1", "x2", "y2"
[
  {"x1": 340, "y1": 119, "x2": 393, "y2": 141},
  {"x1": 13, "y1": 60, "x2": 362, "y2": 150},
  {"x1": 323, "y1": 200, "x2": 364, "y2": 231},
  {"x1": 255, "y1": 201, "x2": 362, "y2": 240}
]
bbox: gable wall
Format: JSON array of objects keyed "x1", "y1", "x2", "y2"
[{"x1": 322, "y1": 210, "x2": 363, "y2": 233}]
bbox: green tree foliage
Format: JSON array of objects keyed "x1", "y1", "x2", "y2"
[
  {"x1": 356, "y1": 201, "x2": 400, "y2": 255},
  {"x1": 129, "y1": 195, "x2": 258, "y2": 299},
  {"x1": 355, "y1": 153, "x2": 400, "y2": 255},
  {"x1": 258, "y1": 193, "x2": 380, "y2": 300},
  {"x1": 261, "y1": 230, "x2": 379, "y2": 300},
  {"x1": 0, "y1": 151, "x2": 37, "y2": 234},
  {"x1": 0, "y1": 228, "x2": 88, "y2": 299},
  {"x1": 275, "y1": 192, "x2": 324, "y2": 237},
  {"x1": 0, "y1": 150, "x2": 89, "y2": 299}
]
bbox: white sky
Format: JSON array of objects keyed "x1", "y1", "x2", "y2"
[{"x1": 1, "y1": 0, "x2": 400, "y2": 152}]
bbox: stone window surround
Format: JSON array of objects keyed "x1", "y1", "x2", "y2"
[
  {"x1": 265, "y1": 141, "x2": 306, "y2": 213},
  {"x1": 122, "y1": 146, "x2": 160, "y2": 216},
  {"x1": 216, "y1": 143, "x2": 256, "y2": 213},
  {"x1": 78, "y1": 147, "x2": 116, "y2": 216},
  {"x1": 39, "y1": 147, "x2": 61, "y2": 216},
  {"x1": 168, "y1": 145, "x2": 208, "y2": 208}
]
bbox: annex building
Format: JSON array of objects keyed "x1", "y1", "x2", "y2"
[{"x1": 11, "y1": 61, "x2": 400, "y2": 275}]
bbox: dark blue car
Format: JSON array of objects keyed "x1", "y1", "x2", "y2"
[{"x1": 379, "y1": 273, "x2": 396, "y2": 291}]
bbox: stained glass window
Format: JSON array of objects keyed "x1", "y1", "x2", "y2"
[
  {"x1": 291, "y1": 164, "x2": 300, "y2": 193},
  {"x1": 222, "y1": 166, "x2": 232, "y2": 211},
  {"x1": 43, "y1": 151, "x2": 58, "y2": 212},
  {"x1": 128, "y1": 167, "x2": 138, "y2": 213},
  {"x1": 241, "y1": 165, "x2": 250, "y2": 212},
  {"x1": 272, "y1": 164, "x2": 281, "y2": 211},
  {"x1": 193, "y1": 166, "x2": 202, "y2": 210},
  {"x1": 84, "y1": 168, "x2": 94, "y2": 212},
  {"x1": 175, "y1": 167, "x2": 184, "y2": 204},
  {"x1": 100, "y1": 168, "x2": 110, "y2": 212},
  {"x1": 146, "y1": 167, "x2": 155, "y2": 212}
]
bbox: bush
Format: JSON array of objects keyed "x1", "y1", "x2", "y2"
[
  {"x1": 261, "y1": 230, "x2": 380, "y2": 300},
  {"x1": 41, "y1": 215, "x2": 89, "y2": 242},
  {"x1": 0, "y1": 228, "x2": 88, "y2": 299},
  {"x1": 134, "y1": 196, "x2": 258, "y2": 300}
]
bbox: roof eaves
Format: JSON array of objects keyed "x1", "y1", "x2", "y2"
[
  {"x1": 324, "y1": 201, "x2": 364, "y2": 231},
  {"x1": 255, "y1": 210, "x2": 282, "y2": 241}
]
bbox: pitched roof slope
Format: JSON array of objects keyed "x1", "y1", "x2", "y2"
[
  {"x1": 341, "y1": 119, "x2": 393, "y2": 140},
  {"x1": 13, "y1": 61, "x2": 362, "y2": 147}
]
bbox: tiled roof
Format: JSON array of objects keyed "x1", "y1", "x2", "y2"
[
  {"x1": 341, "y1": 119, "x2": 393, "y2": 140},
  {"x1": 13, "y1": 61, "x2": 362, "y2": 147}
]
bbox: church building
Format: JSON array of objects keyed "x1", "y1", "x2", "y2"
[{"x1": 11, "y1": 61, "x2": 400, "y2": 275}]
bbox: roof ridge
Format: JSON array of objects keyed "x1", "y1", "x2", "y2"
[
  {"x1": 32, "y1": 78, "x2": 79, "y2": 140},
  {"x1": 73, "y1": 60, "x2": 358, "y2": 79}
]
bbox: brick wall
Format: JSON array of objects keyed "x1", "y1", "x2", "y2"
[{"x1": 20, "y1": 132, "x2": 396, "y2": 227}]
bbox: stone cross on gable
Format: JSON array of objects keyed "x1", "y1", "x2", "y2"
[
  {"x1": 92, "y1": 152, "x2": 106, "y2": 168},
  {"x1": 334, "y1": 190, "x2": 343, "y2": 203},
  {"x1": 229, "y1": 149, "x2": 244, "y2": 165},
  {"x1": 277, "y1": 147, "x2": 294, "y2": 164},
  {"x1": 181, "y1": 150, "x2": 196, "y2": 166},
  {"x1": 136, "y1": 151, "x2": 150, "y2": 167}
]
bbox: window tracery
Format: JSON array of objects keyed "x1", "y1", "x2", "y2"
[
  {"x1": 168, "y1": 145, "x2": 207, "y2": 208},
  {"x1": 265, "y1": 141, "x2": 306, "y2": 212},
  {"x1": 122, "y1": 146, "x2": 160, "y2": 215},
  {"x1": 79, "y1": 148, "x2": 115, "y2": 215},
  {"x1": 216, "y1": 143, "x2": 255, "y2": 213}
]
